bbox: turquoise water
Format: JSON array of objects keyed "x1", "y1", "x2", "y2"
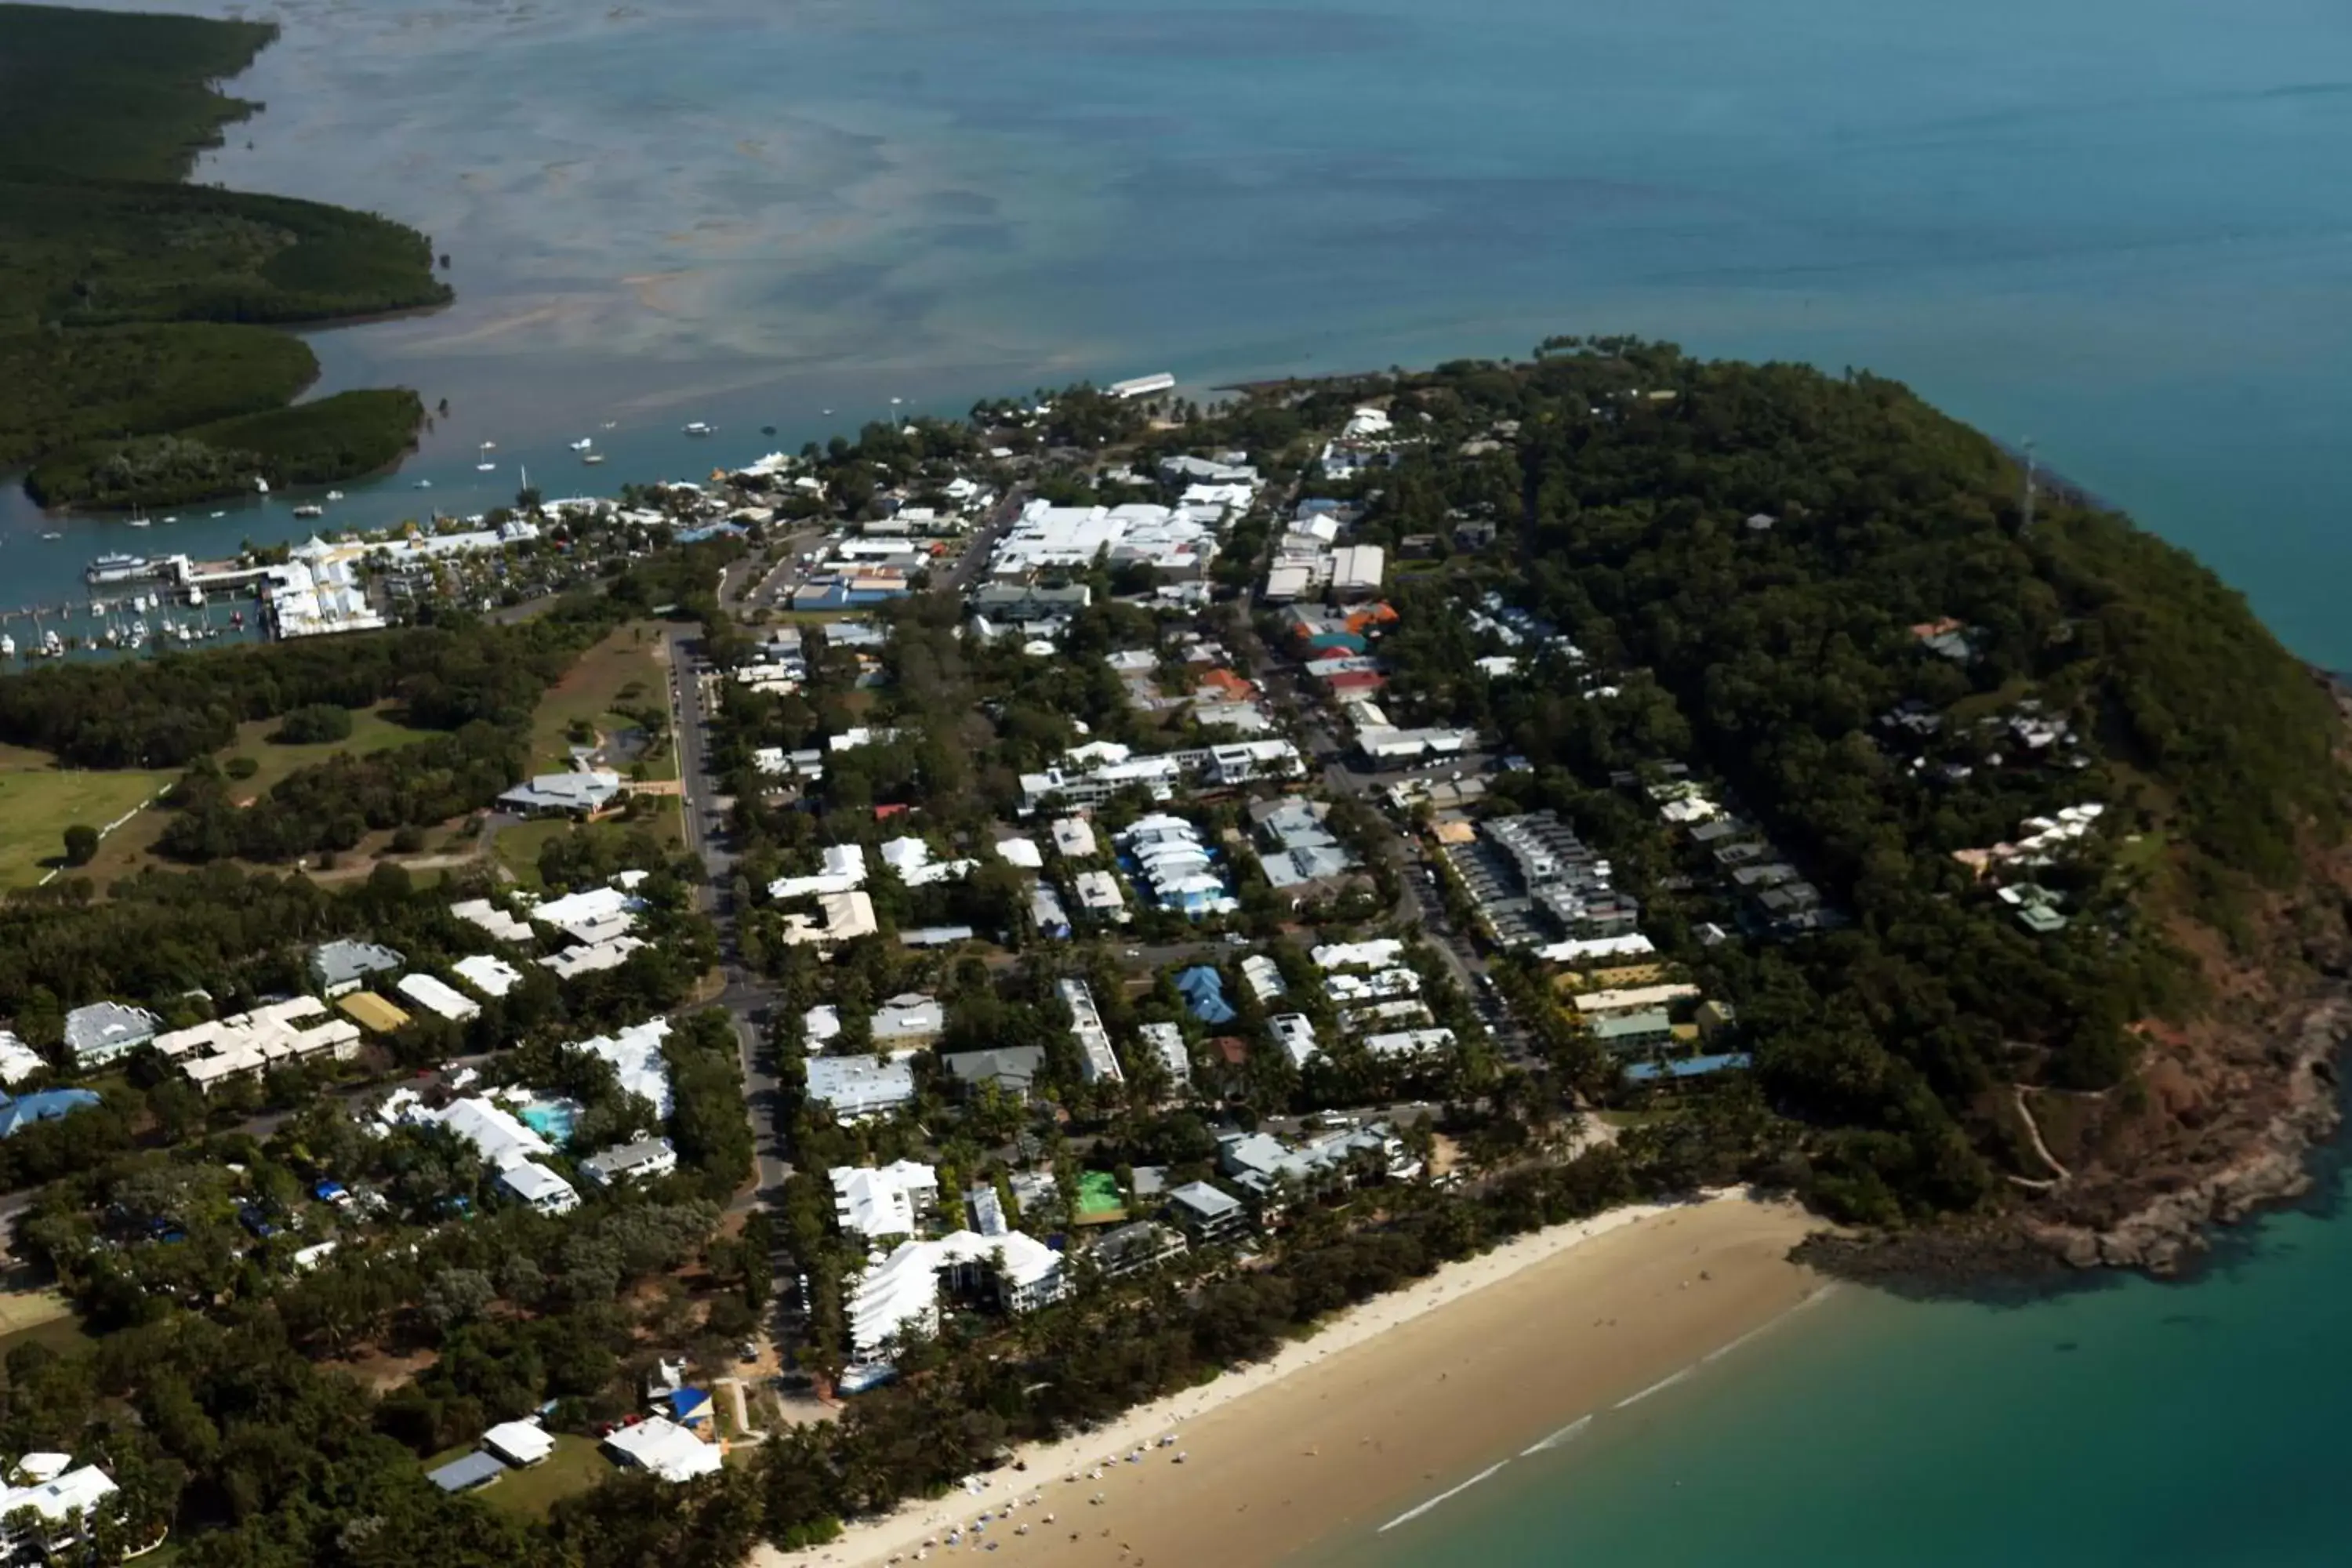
[
  {"x1": 1305, "y1": 1136, "x2": 2352, "y2": 1567},
  {"x1": 517, "y1": 1098, "x2": 583, "y2": 1145},
  {"x1": 9, "y1": 0, "x2": 2352, "y2": 674}
]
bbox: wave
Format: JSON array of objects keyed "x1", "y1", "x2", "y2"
[
  {"x1": 1611, "y1": 1365, "x2": 1695, "y2": 1410},
  {"x1": 1521, "y1": 1414, "x2": 1592, "y2": 1456},
  {"x1": 1377, "y1": 1460, "x2": 1512, "y2": 1534}
]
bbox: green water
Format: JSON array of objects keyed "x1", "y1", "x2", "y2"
[{"x1": 1312, "y1": 1140, "x2": 2352, "y2": 1566}]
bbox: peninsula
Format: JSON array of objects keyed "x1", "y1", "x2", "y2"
[
  {"x1": 0, "y1": 2, "x2": 450, "y2": 510},
  {"x1": 0, "y1": 341, "x2": 2338, "y2": 1568}
]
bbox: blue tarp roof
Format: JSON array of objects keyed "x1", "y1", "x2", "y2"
[
  {"x1": 669, "y1": 1388, "x2": 712, "y2": 1421},
  {"x1": 1623, "y1": 1053, "x2": 1752, "y2": 1083},
  {"x1": 1175, "y1": 967, "x2": 1236, "y2": 1025},
  {"x1": 0, "y1": 1088, "x2": 100, "y2": 1139}
]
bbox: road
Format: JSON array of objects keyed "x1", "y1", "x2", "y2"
[{"x1": 662, "y1": 626, "x2": 795, "y2": 1210}]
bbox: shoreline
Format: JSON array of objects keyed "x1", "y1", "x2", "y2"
[{"x1": 758, "y1": 1190, "x2": 1828, "y2": 1568}]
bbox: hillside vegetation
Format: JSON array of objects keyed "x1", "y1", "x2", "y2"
[
  {"x1": 1274, "y1": 342, "x2": 2349, "y2": 1220},
  {"x1": 0, "y1": 2, "x2": 450, "y2": 502}
]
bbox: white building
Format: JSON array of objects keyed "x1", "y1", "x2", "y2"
[
  {"x1": 1059, "y1": 978, "x2": 1123, "y2": 1083},
  {"x1": 1138, "y1": 1022, "x2": 1191, "y2": 1091},
  {"x1": 1051, "y1": 817, "x2": 1098, "y2": 858},
  {"x1": 832, "y1": 1160, "x2": 939, "y2": 1238},
  {"x1": 570, "y1": 1018, "x2": 673, "y2": 1117},
  {"x1": 603, "y1": 1417, "x2": 722, "y2": 1483},
  {"x1": 0, "y1": 1454, "x2": 121, "y2": 1558},
  {"x1": 880, "y1": 837, "x2": 975, "y2": 887},
  {"x1": 452, "y1": 898, "x2": 535, "y2": 944},
  {"x1": 452, "y1": 953, "x2": 525, "y2": 999},
  {"x1": 804, "y1": 1051, "x2": 915, "y2": 1118},
  {"x1": 152, "y1": 995, "x2": 363, "y2": 1094},
  {"x1": 396, "y1": 972, "x2": 481, "y2": 1024},
  {"x1": 532, "y1": 884, "x2": 643, "y2": 946},
  {"x1": 1240, "y1": 954, "x2": 1288, "y2": 1004},
  {"x1": 1072, "y1": 869, "x2": 1127, "y2": 917},
  {"x1": 871, "y1": 993, "x2": 945, "y2": 1047},
  {"x1": 0, "y1": 1032, "x2": 47, "y2": 1087},
  {"x1": 769, "y1": 844, "x2": 869, "y2": 900},
  {"x1": 495, "y1": 1160, "x2": 581, "y2": 1216},
  {"x1": 580, "y1": 1137, "x2": 680, "y2": 1187},
  {"x1": 1312, "y1": 938, "x2": 1406, "y2": 971},
  {"x1": 415, "y1": 1096, "x2": 551, "y2": 1171},
  {"x1": 844, "y1": 1229, "x2": 1069, "y2": 1366},
  {"x1": 1268, "y1": 1013, "x2": 1320, "y2": 1069},
  {"x1": 1363, "y1": 1028, "x2": 1456, "y2": 1059},
  {"x1": 776, "y1": 890, "x2": 880, "y2": 946}
]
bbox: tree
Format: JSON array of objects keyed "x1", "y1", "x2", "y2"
[{"x1": 61, "y1": 824, "x2": 98, "y2": 866}]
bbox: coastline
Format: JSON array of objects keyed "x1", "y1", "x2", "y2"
[{"x1": 758, "y1": 1191, "x2": 1827, "y2": 1568}]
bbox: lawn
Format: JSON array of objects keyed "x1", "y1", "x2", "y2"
[
  {"x1": 0, "y1": 745, "x2": 176, "y2": 889},
  {"x1": 0, "y1": 1287, "x2": 91, "y2": 1378},
  {"x1": 1074, "y1": 1170, "x2": 1127, "y2": 1225},
  {"x1": 528, "y1": 620, "x2": 672, "y2": 776},
  {"x1": 426, "y1": 1432, "x2": 612, "y2": 1518},
  {"x1": 493, "y1": 812, "x2": 681, "y2": 891},
  {"x1": 220, "y1": 702, "x2": 432, "y2": 803}
]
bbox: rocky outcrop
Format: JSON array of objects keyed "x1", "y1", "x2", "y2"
[{"x1": 2024, "y1": 993, "x2": 2350, "y2": 1276}]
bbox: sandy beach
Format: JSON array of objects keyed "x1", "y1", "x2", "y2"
[{"x1": 758, "y1": 1191, "x2": 1828, "y2": 1568}]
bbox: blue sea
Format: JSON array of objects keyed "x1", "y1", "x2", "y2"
[{"x1": 12, "y1": 1, "x2": 2352, "y2": 1557}]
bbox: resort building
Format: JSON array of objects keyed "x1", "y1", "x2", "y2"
[
  {"x1": 1059, "y1": 978, "x2": 1124, "y2": 1083},
  {"x1": 804, "y1": 1054, "x2": 916, "y2": 1120},
  {"x1": 495, "y1": 1160, "x2": 581, "y2": 1216},
  {"x1": 452, "y1": 953, "x2": 525, "y2": 999},
  {"x1": 499, "y1": 769, "x2": 625, "y2": 817},
  {"x1": 309, "y1": 938, "x2": 405, "y2": 998},
  {"x1": 151, "y1": 996, "x2": 363, "y2": 1093},
  {"x1": 1164, "y1": 1181, "x2": 1250, "y2": 1244},
  {"x1": 579, "y1": 1136, "x2": 680, "y2": 1187},
  {"x1": 0, "y1": 1454, "x2": 122, "y2": 1559},
  {"x1": 569, "y1": 1018, "x2": 673, "y2": 1116},
  {"x1": 62, "y1": 1002, "x2": 158, "y2": 1069},
  {"x1": 831, "y1": 1161, "x2": 940, "y2": 1239},
  {"x1": 395, "y1": 973, "x2": 481, "y2": 1024}
]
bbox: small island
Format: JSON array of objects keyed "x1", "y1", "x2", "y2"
[{"x1": 0, "y1": 2, "x2": 450, "y2": 509}]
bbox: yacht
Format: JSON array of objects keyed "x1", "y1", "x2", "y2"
[
  {"x1": 42, "y1": 630, "x2": 63, "y2": 657},
  {"x1": 476, "y1": 462, "x2": 497, "y2": 473},
  {"x1": 325, "y1": 490, "x2": 345, "y2": 501},
  {"x1": 85, "y1": 552, "x2": 151, "y2": 586},
  {"x1": 479, "y1": 440, "x2": 496, "y2": 452},
  {"x1": 682, "y1": 421, "x2": 713, "y2": 437},
  {"x1": 186, "y1": 585, "x2": 206, "y2": 608},
  {"x1": 292, "y1": 503, "x2": 325, "y2": 519},
  {"x1": 162, "y1": 516, "x2": 178, "y2": 524},
  {"x1": 569, "y1": 437, "x2": 593, "y2": 452},
  {"x1": 583, "y1": 452, "x2": 607, "y2": 466},
  {"x1": 416, "y1": 479, "x2": 433, "y2": 490},
  {"x1": 129, "y1": 619, "x2": 148, "y2": 642},
  {"x1": 0, "y1": 634, "x2": 14, "y2": 660},
  {"x1": 254, "y1": 476, "x2": 270, "y2": 495},
  {"x1": 126, "y1": 516, "x2": 151, "y2": 529},
  {"x1": 210, "y1": 510, "x2": 227, "y2": 519}
]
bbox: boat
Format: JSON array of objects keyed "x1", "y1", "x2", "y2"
[
  {"x1": 129, "y1": 619, "x2": 148, "y2": 642},
  {"x1": 42, "y1": 631, "x2": 63, "y2": 658},
  {"x1": 40, "y1": 532, "x2": 62, "y2": 541},
  {"x1": 479, "y1": 440, "x2": 496, "y2": 452},
  {"x1": 126, "y1": 517, "x2": 151, "y2": 529},
  {"x1": 0, "y1": 635, "x2": 14, "y2": 660},
  {"x1": 569, "y1": 437, "x2": 593, "y2": 452},
  {"x1": 325, "y1": 490, "x2": 345, "y2": 501},
  {"x1": 85, "y1": 552, "x2": 153, "y2": 586},
  {"x1": 255, "y1": 477, "x2": 270, "y2": 495},
  {"x1": 682, "y1": 421, "x2": 713, "y2": 437},
  {"x1": 601, "y1": 420, "x2": 617, "y2": 430},
  {"x1": 186, "y1": 585, "x2": 206, "y2": 608},
  {"x1": 292, "y1": 503, "x2": 325, "y2": 519},
  {"x1": 231, "y1": 611, "x2": 245, "y2": 629},
  {"x1": 583, "y1": 452, "x2": 606, "y2": 466},
  {"x1": 416, "y1": 479, "x2": 433, "y2": 490},
  {"x1": 210, "y1": 511, "x2": 227, "y2": 519},
  {"x1": 476, "y1": 462, "x2": 496, "y2": 473},
  {"x1": 162, "y1": 516, "x2": 178, "y2": 524}
]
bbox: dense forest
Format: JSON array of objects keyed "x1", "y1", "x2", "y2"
[{"x1": 0, "y1": 2, "x2": 451, "y2": 502}]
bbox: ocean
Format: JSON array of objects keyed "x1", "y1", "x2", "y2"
[
  {"x1": 8, "y1": 0, "x2": 2352, "y2": 668},
  {"x1": 1313, "y1": 1137, "x2": 2352, "y2": 1568},
  {"x1": 10, "y1": 1, "x2": 2352, "y2": 1557}
]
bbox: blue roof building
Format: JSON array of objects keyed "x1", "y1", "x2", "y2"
[
  {"x1": 1175, "y1": 967, "x2": 1236, "y2": 1025},
  {"x1": 1622, "y1": 1053, "x2": 1753, "y2": 1083},
  {"x1": 0, "y1": 1088, "x2": 100, "y2": 1139},
  {"x1": 669, "y1": 1388, "x2": 713, "y2": 1425}
]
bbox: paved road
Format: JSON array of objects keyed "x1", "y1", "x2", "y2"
[{"x1": 663, "y1": 627, "x2": 793, "y2": 1208}]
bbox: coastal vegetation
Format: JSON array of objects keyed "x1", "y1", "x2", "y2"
[{"x1": 0, "y1": 2, "x2": 451, "y2": 506}]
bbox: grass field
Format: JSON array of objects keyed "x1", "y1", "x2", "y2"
[
  {"x1": 0, "y1": 745, "x2": 176, "y2": 889},
  {"x1": 425, "y1": 1432, "x2": 613, "y2": 1517},
  {"x1": 0, "y1": 1287, "x2": 91, "y2": 1379},
  {"x1": 223, "y1": 702, "x2": 430, "y2": 803},
  {"x1": 528, "y1": 620, "x2": 671, "y2": 776}
]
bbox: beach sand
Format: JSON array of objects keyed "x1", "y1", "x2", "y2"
[{"x1": 758, "y1": 1191, "x2": 1827, "y2": 1568}]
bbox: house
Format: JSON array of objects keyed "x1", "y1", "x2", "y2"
[
  {"x1": 499, "y1": 769, "x2": 625, "y2": 817},
  {"x1": 1592, "y1": 1010, "x2": 1674, "y2": 1053},
  {"x1": 539, "y1": 936, "x2": 648, "y2": 978},
  {"x1": 1092, "y1": 1220, "x2": 1189, "y2": 1279},
  {"x1": 1174, "y1": 966, "x2": 1236, "y2": 1025},
  {"x1": 1120, "y1": 815, "x2": 1236, "y2": 916},
  {"x1": 1267, "y1": 1013, "x2": 1320, "y2": 1068},
  {"x1": 805, "y1": 1054, "x2": 916, "y2": 1119},
  {"x1": 1240, "y1": 954, "x2": 1287, "y2": 1004},
  {"x1": 1624, "y1": 1052, "x2": 1754, "y2": 1083},
  {"x1": 336, "y1": 992, "x2": 411, "y2": 1033},
  {"x1": 994, "y1": 836, "x2": 1044, "y2": 870},
  {"x1": 943, "y1": 1046, "x2": 1048, "y2": 1098},
  {"x1": 579, "y1": 1136, "x2": 679, "y2": 1187},
  {"x1": 482, "y1": 1421, "x2": 556, "y2": 1468},
  {"x1": 0, "y1": 1090, "x2": 101, "y2": 1140},
  {"x1": 1138, "y1": 1022, "x2": 1191, "y2": 1090},
  {"x1": 309, "y1": 938, "x2": 405, "y2": 998},
  {"x1": 413, "y1": 1096, "x2": 552, "y2": 1170},
  {"x1": 1030, "y1": 883, "x2": 1073, "y2": 939},
  {"x1": 1059, "y1": 978, "x2": 1123, "y2": 1083},
  {"x1": 1072, "y1": 869, "x2": 1127, "y2": 917},
  {"x1": 1330, "y1": 544, "x2": 1385, "y2": 599},
  {"x1": 0, "y1": 1454, "x2": 121, "y2": 1557},
  {"x1": 428, "y1": 1451, "x2": 508, "y2": 1495},
  {"x1": 452, "y1": 953, "x2": 525, "y2": 999},
  {"x1": 0, "y1": 1033, "x2": 45, "y2": 1088},
  {"x1": 832, "y1": 1161, "x2": 938, "y2": 1238},
  {"x1": 777, "y1": 890, "x2": 880, "y2": 946},
  {"x1": 62, "y1": 1002, "x2": 158, "y2": 1069},
  {"x1": 495, "y1": 1161, "x2": 581, "y2": 1216},
  {"x1": 396, "y1": 973, "x2": 481, "y2": 1024},
  {"x1": 1164, "y1": 1181, "x2": 1250, "y2": 1244},
  {"x1": 768, "y1": 844, "x2": 869, "y2": 900},
  {"x1": 603, "y1": 1417, "x2": 723, "y2": 1483},
  {"x1": 452, "y1": 898, "x2": 535, "y2": 943},
  {"x1": 532, "y1": 884, "x2": 644, "y2": 946},
  {"x1": 1362, "y1": 1028, "x2": 1456, "y2": 1060},
  {"x1": 871, "y1": 993, "x2": 945, "y2": 1047},
  {"x1": 1050, "y1": 817, "x2": 1098, "y2": 858}
]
